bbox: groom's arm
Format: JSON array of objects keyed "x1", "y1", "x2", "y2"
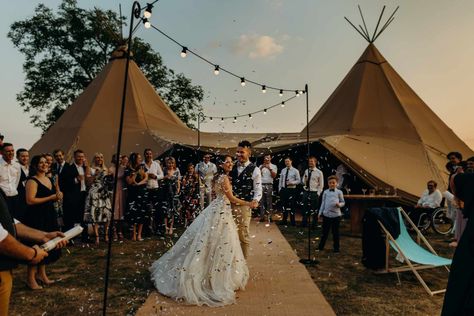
[{"x1": 252, "y1": 167, "x2": 262, "y2": 202}]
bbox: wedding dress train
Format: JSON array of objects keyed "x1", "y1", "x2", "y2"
[{"x1": 149, "y1": 175, "x2": 249, "y2": 306}]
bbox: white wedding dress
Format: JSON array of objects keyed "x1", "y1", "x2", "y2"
[{"x1": 150, "y1": 174, "x2": 249, "y2": 306}]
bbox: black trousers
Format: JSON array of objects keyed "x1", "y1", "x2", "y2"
[
  {"x1": 4, "y1": 195, "x2": 20, "y2": 220},
  {"x1": 280, "y1": 188, "x2": 297, "y2": 225},
  {"x1": 301, "y1": 191, "x2": 319, "y2": 227},
  {"x1": 318, "y1": 215, "x2": 341, "y2": 251},
  {"x1": 148, "y1": 188, "x2": 164, "y2": 234}
]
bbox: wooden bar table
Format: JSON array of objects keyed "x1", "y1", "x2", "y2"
[{"x1": 344, "y1": 194, "x2": 401, "y2": 236}]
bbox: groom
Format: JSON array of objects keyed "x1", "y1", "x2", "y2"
[{"x1": 231, "y1": 140, "x2": 262, "y2": 259}]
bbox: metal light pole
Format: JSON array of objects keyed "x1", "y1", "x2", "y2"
[
  {"x1": 300, "y1": 83, "x2": 319, "y2": 266},
  {"x1": 197, "y1": 111, "x2": 204, "y2": 148},
  {"x1": 102, "y1": 2, "x2": 143, "y2": 315}
]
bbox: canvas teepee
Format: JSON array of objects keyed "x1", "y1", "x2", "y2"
[{"x1": 30, "y1": 47, "x2": 268, "y2": 160}]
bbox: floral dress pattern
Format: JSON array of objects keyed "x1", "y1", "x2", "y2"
[{"x1": 85, "y1": 169, "x2": 112, "y2": 223}]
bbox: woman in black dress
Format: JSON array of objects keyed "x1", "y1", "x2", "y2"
[
  {"x1": 125, "y1": 153, "x2": 148, "y2": 241},
  {"x1": 24, "y1": 155, "x2": 63, "y2": 290}
]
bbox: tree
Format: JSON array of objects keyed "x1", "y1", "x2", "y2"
[{"x1": 8, "y1": 0, "x2": 204, "y2": 131}]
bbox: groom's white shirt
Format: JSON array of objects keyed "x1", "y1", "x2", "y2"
[{"x1": 237, "y1": 160, "x2": 263, "y2": 202}]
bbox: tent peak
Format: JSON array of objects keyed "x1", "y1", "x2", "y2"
[
  {"x1": 345, "y1": 5, "x2": 399, "y2": 43},
  {"x1": 110, "y1": 45, "x2": 134, "y2": 60},
  {"x1": 356, "y1": 44, "x2": 386, "y2": 65}
]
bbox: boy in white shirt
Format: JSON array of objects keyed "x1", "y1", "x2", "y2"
[{"x1": 318, "y1": 175, "x2": 345, "y2": 253}]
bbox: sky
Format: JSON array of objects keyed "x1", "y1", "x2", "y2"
[{"x1": 0, "y1": 0, "x2": 473, "y2": 150}]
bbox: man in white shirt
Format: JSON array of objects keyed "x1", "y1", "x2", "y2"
[
  {"x1": 416, "y1": 180, "x2": 443, "y2": 209},
  {"x1": 411, "y1": 180, "x2": 443, "y2": 227},
  {"x1": 15, "y1": 148, "x2": 29, "y2": 222},
  {"x1": 258, "y1": 154, "x2": 277, "y2": 222},
  {"x1": 278, "y1": 157, "x2": 301, "y2": 226},
  {"x1": 144, "y1": 149, "x2": 164, "y2": 235},
  {"x1": 0, "y1": 143, "x2": 21, "y2": 218},
  {"x1": 196, "y1": 154, "x2": 218, "y2": 209},
  {"x1": 301, "y1": 156, "x2": 324, "y2": 228},
  {"x1": 231, "y1": 140, "x2": 262, "y2": 259}
]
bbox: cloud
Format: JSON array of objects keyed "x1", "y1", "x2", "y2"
[{"x1": 233, "y1": 34, "x2": 285, "y2": 59}]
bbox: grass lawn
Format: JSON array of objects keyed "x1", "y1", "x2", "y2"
[
  {"x1": 9, "y1": 219, "x2": 452, "y2": 316},
  {"x1": 279, "y1": 218, "x2": 453, "y2": 316},
  {"x1": 9, "y1": 232, "x2": 179, "y2": 316}
]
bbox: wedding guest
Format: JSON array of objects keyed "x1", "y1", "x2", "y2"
[
  {"x1": 108, "y1": 154, "x2": 126, "y2": 241},
  {"x1": 0, "y1": 143, "x2": 21, "y2": 218},
  {"x1": 181, "y1": 163, "x2": 200, "y2": 227},
  {"x1": 44, "y1": 153, "x2": 54, "y2": 178},
  {"x1": 318, "y1": 175, "x2": 345, "y2": 252},
  {"x1": 125, "y1": 153, "x2": 148, "y2": 241},
  {"x1": 52, "y1": 149, "x2": 69, "y2": 191},
  {"x1": 449, "y1": 162, "x2": 468, "y2": 248},
  {"x1": 121, "y1": 155, "x2": 129, "y2": 168},
  {"x1": 196, "y1": 154, "x2": 217, "y2": 209},
  {"x1": 441, "y1": 171, "x2": 474, "y2": 316},
  {"x1": 415, "y1": 180, "x2": 443, "y2": 209},
  {"x1": 61, "y1": 149, "x2": 89, "y2": 242},
  {"x1": 0, "y1": 193, "x2": 66, "y2": 316},
  {"x1": 258, "y1": 154, "x2": 277, "y2": 222},
  {"x1": 466, "y1": 156, "x2": 474, "y2": 173},
  {"x1": 85, "y1": 153, "x2": 111, "y2": 245},
  {"x1": 23, "y1": 155, "x2": 63, "y2": 289},
  {"x1": 161, "y1": 157, "x2": 181, "y2": 235},
  {"x1": 15, "y1": 148, "x2": 29, "y2": 222},
  {"x1": 278, "y1": 157, "x2": 300, "y2": 226},
  {"x1": 301, "y1": 156, "x2": 324, "y2": 228},
  {"x1": 143, "y1": 149, "x2": 164, "y2": 235},
  {"x1": 447, "y1": 151, "x2": 462, "y2": 193}
]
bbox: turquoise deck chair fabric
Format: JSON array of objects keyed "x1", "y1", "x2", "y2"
[{"x1": 388, "y1": 210, "x2": 452, "y2": 266}]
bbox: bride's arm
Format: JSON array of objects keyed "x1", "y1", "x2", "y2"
[{"x1": 222, "y1": 176, "x2": 251, "y2": 206}]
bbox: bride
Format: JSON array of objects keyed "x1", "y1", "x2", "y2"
[{"x1": 149, "y1": 155, "x2": 250, "y2": 306}]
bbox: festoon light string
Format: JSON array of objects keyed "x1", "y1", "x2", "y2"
[{"x1": 137, "y1": 2, "x2": 305, "y2": 122}]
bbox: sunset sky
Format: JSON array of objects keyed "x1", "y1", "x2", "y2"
[{"x1": 1, "y1": 0, "x2": 473, "y2": 150}]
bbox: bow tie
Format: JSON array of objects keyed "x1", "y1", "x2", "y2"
[{"x1": 329, "y1": 189, "x2": 335, "y2": 192}]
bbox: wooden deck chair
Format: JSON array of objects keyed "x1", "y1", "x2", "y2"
[{"x1": 377, "y1": 207, "x2": 451, "y2": 296}]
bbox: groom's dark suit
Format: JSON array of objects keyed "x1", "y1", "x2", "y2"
[{"x1": 61, "y1": 163, "x2": 87, "y2": 235}]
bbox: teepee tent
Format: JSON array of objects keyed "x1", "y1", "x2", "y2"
[
  {"x1": 289, "y1": 9, "x2": 473, "y2": 203},
  {"x1": 30, "y1": 48, "x2": 268, "y2": 160}
]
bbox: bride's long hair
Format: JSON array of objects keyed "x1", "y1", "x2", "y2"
[{"x1": 212, "y1": 155, "x2": 233, "y2": 188}]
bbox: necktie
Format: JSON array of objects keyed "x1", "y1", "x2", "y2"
[
  {"x1": 329, "y1": 189, "x2": 335, "y2": 192},
  {"x1": 306, "y1": 169, "x2": 313, "y2": 189},
  {"x1": 284, "y1": 167, "x2": 290, "y2": 188}
]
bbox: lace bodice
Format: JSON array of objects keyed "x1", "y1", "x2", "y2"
[{"x1": 213, "y1": 174, "x2": 230, "y2": 203}]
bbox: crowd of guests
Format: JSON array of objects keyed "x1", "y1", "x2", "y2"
[{"x1": 412, "y1": 152, "x2": 474, "y2": 248}]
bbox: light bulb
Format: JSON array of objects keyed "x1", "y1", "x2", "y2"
[
  {"x1": 221, "y1": 118, "x2": 224, "y2": 121},
  {"x1": 240, "y1": 78, "x2": 246, "y2": 87},
  {"x1": 180, "y1": 47, "x2": 187, "y2": 58},
  {"x1": 144, "y1": 3, "x2": 153, "y2": 18},
  {"x1": 249, "y1": 114, "x2": 252, "y2": 119},
  {"x1": 233, "y1": 117, "x2": 237, "y2": 123},
  {"x1": 143, "y1": 18, "x2": 151, "y2": 29},
  {"x1": 262, "y1": 85, "x2": 266, "y2": 93},
  {"x1": 299, "y1": 90, "x2": 303, "y2": 95},
  {"x1": 210, "y1": 117, "x2": 213, "y2": 122},
  {"x1": 214, "y1": 65, "x2": 219, "y2": 75},
  {"x1": 279, "y1": 89, "x2": 283, "y2": 97},
  {"x1": 295, "y1": 90, "x2": 300, "y2": 97},
  {"x1": 263, "y1": 109, "x2": 267, "y2": 115},
  {"x1": 281, "y1": 102, "x2": 285, "y2": 108}
]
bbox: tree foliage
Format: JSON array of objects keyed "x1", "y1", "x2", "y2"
[{"x1": 8, "y1": 0, "x2": 203, "y2": 131}]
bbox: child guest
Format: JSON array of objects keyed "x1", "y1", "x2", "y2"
[{"x1": 318, "y1": 175, "x2": 345, "y2": 253}]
